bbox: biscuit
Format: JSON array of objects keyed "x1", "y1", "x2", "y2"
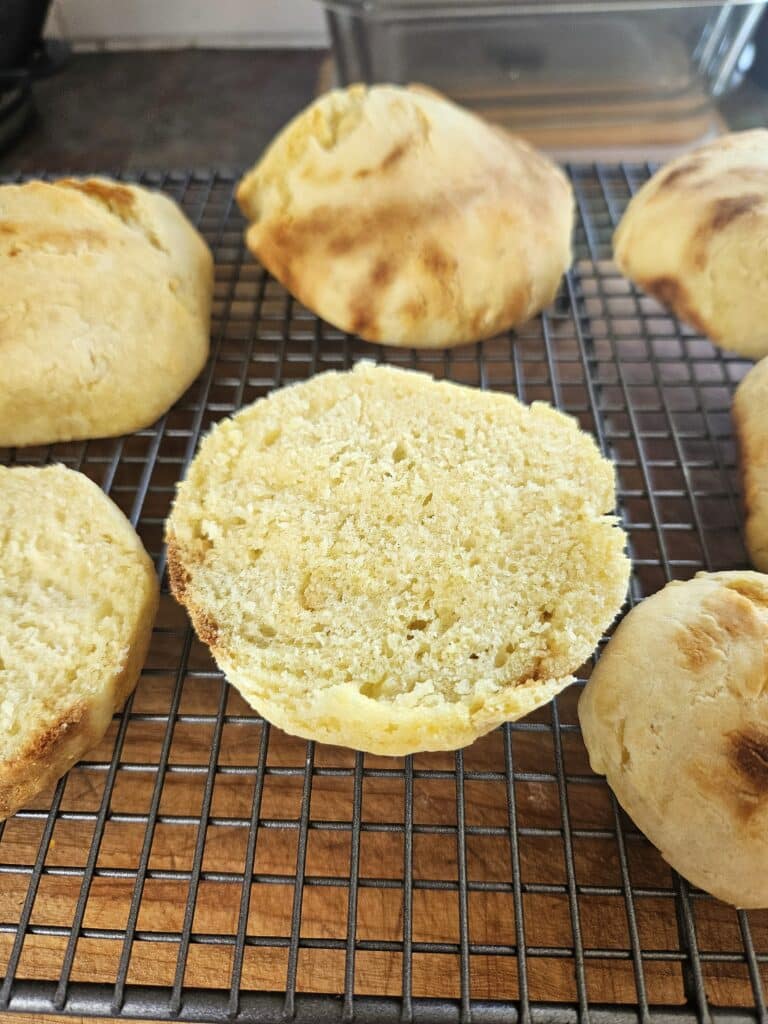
[
  {"x1": 0, "y1": 465, "x2": 158, "y2": 819},
  {"x1": 0, "y1": 177, "x2": 213, "y2": 447},
  {"x1": 167, "y1": 363, "x2": 629, "y2": 754}
]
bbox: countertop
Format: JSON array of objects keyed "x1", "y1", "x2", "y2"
[
  {"x1": 0, "y1": 50, "x2": 326, "y2": 174},
  {"x1": 2, "y1": 47, "x2": 767, "y2": 174}
]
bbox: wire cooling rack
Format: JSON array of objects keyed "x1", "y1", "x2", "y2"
[{"x1": 0, "y1": 166, "x2": 764, "y2": 1023}]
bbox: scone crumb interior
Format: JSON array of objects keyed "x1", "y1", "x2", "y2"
[
  {"x1": 167, "y1": 362, "x2": 629, "y2": 753},
  {"x1": 0, "y1": 466, "x2": 157, "y2": 763}
]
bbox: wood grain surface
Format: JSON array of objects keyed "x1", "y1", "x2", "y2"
[
  {"x1": 1, "y1": 638, "x2": 766, "y2": 1009},
  {"x1": 0, "y1": 1017, "x2": 165, "y2": 1024}
]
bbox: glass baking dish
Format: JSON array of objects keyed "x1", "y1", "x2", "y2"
[{"x1": 319, "y1": 0, "x2": 766, "y2": 147}]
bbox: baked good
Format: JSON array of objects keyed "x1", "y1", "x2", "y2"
[
  {"x1": 0, "y1": 176, "x2": 213, "y2": 448},
  {"x1": 0, "y1": 465, "x2": 159, "y2": 819},
  {"x1": 734, "y1": 357, "x2": 768, "y2": 571},
  {"x1": 166, "y1": 362, "x2": 629, "y2": 755},
  {"x1": 236, "y1": 84, "x2": 573, "y2": 348},
  {"x1": 579, "y1": 571, "x2": 768, "y2": 907},
  {"x1": 614, "y1": 129, "x2": 768, "y2": 359}
]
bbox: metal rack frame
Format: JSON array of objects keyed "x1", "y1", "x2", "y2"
[{"x1": 0, "y1": 166, "x2": 764, "y2": 1022}]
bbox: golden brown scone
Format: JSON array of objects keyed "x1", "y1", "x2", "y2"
[
  {"x1": 166, "y1": 363, "x2": 629, "y2": 755},
  {"x1": 614, "y1": 130, "x2": 768, "y2": 359},
  {"x1": 734, "y1": 357, "x2": 768, "y2": 572},
  {"x1": 579, "y1": 571, "x2": 768, "y2": 907},
  {"x1": 0, "y1": 177, "x2": 213, "y2": 447},
  {"x1": 0, "y1": 465, "x2": 159, "y2": 819},
  {"x1": 236, "y1": 84, "x2": 573, "y2": 348}
]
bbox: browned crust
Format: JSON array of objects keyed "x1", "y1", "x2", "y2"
[
  {"x1": 725, "y1": 727, "x2": 768, "y2": 822},
  {"x1": 656, "y1": 156, "x2": 704, "y2": 190},
  {"x1": 641, "y1": 275, "x2": 711, "y2": 338},
  {"x1": 689, "y1": 194, "x2": 762, "y2": 272},
  {"x1": 252, "y1": 214, "x2": 534, "y2": 349},
  {"x1": 348, "y1": 301, "x2": 378, "y2": 341},
  {"x1": 370, "y1": 258, "x2": 394, "y2": 290},
  {"x1": 707, "y1": 193, "x2": 761, "y2": 233},
  {"x1": 724, "y1": 576, "x2": 768, "y2": 607},
  {"x1": 654, "y1": 158, "x2": 768, "y2": 196},
  {"x1": 56, "y1": 177, "x2": 137, "y2": 218},
  {"x1": 245, "y1": 143, "x2": 559, "y2": 348},
  {"x1": 0, "y1": 570, "x2": 159, "y2": 822},
  {"x1": 676, "y1": 622, "x2": 720, "y2": 671},
  {"x1": 703, "y1": 586, "x2": 758, "y2": 640},
  {"x1": 0, "y1": 703, "x2": 87, "y2": 819},
  {"x1": 729, "y1": 728, "x2": 768, "y2": 790},
  {"x1": 674, "y1": 583, "x2": 765, "y2": 674},
  {"x1": 195, "y1": 611, "x2": 220, "y2": 648},
  {"x1": 166, "y1": 536, "x2": 220, "y2": 650},
  {"x1": 353, "y1": 141, "x2": 409, "y2": 179},
  {"x1": 344, "y1": 259, "x2": 397, "y2": 339},
  {"x1": 166, "y1": 536, "x2": 191, "y2": 603}
]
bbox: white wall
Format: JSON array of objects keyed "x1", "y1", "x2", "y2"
[{"x1": 47, "y1": 0, "x2": 330, "y2": 49}]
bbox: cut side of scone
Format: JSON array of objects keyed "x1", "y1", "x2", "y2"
[
  {"x1": 0, "y1": 465, "x2": 159, "y2": 819},
  {"x1": 167, "y1": 363, "x2": 629, "y2": 755}
]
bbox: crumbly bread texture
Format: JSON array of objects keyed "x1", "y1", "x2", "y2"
[
  {"x1": 236, "y1": 84, "x2": 573, "y2": 348},
  {"x1": 579, "y1": 571, "x2": 768, "y2": 908},
  {"x1": 0, "y1": 177, "x2": 213, "y2": 447},
  {"x1": 166, "y1": 363, "x2": 629, "y2": 755},
  {"x1": 0, "y1": 465, "x2": 159, "y2": 819},
  {"x1": 734, "y1": 358, "x2": 768, "y2": 572},
  {"x1": 614, "y1": 129, "x2": 768, "y2": 359}
]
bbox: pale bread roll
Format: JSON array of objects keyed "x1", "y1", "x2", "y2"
[
  {"x1": 579, "y1": 571, "x2": 768, "y2": 908},
  {"x1": 236, "y1": 84, "x2": 573, "y2": 349},
  {"x1": 734, "y1": 356, "x2": 768, "y2": 572},
  {"x1": 0, "y1": 465, "x2": 159, "y2": 819},
  {"x1": 614, "y1": 130, "x2": 768, "y2": 359},
  {"x1": 166, "y1": 363, "x2": 629, "y2": 755},
  {"x1": 0, "y1": 177, "x2": 213, "y2": 448}
]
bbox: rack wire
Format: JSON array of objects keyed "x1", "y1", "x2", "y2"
[{"x1": 0, "y1": 166, "x2": 764, "y2": 1023}]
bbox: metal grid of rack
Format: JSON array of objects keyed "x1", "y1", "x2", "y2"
[{"x1": 0, "y1": 166, "x2": 764, "y2": 1023}]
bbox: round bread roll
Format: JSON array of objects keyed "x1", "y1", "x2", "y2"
[
  {"x1": 236, "y1": 84, "x2": 573, "y2": 349},
  {"x1": 734, "y1": 357, "x2": 768, "y2": 572},
  {"x1": 0, "y1": 177, "x2": 213, "y2": 448},
  {"x1": 614, "y1": 130, "x2": 768, "y2": 359},
  {"x1": 166, "y1": 363, "x2": 629, "y2": 755},
  {"x1": 579, "y1": 571, "x2": 768, "y2": 907},
  {"x1": 0, "y1": 465, "x2": 159, "y2": 819}
]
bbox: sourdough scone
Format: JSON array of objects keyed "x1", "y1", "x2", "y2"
[
  {"x1": 236, "y1": 84, "x2": 573, "y2": 348},
  {"x1": 579, "y1": 571, "x2": 768, "y2": 908},
  {"x1": 614, "y1": 130, "x2": 768, "y2": 358},
  {"x1": 0, "y1": 465, "x2": 159, "y2": 819},
  {"x1": 0, "y1": 177, "x2": 213, "y2": 447},
  {"x1": 734, "y1": 357, "x2": 768, "y2": 572},
  {"x1": 167, "y1": 363, "x2": 629, "y2": 755}
]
